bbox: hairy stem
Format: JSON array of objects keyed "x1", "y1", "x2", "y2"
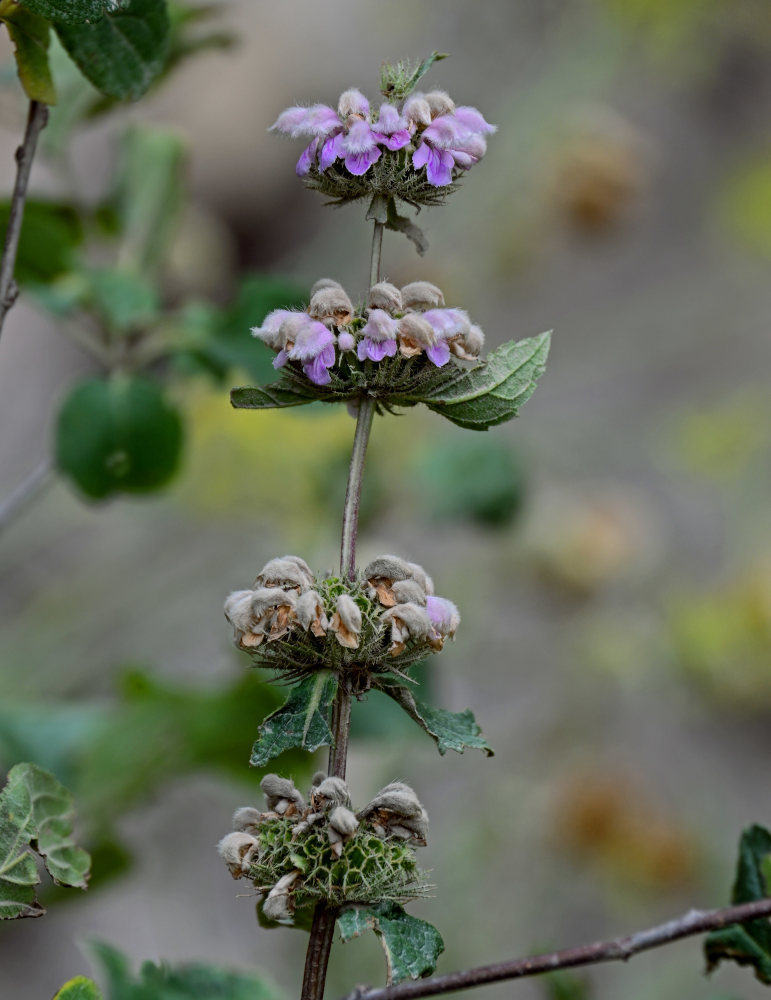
[
  {"x1": 340, "y1": 896, "x2": 771, "y2": 1000},
  {"x1": 300, "y1": 221, "x2": 383, "y2": 1000},
  {"x1": 0, "y1": 100, "x2": 49, "y2": 342}
]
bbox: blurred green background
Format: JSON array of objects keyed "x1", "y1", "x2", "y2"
[{"x1": 1, "y1": 1, "x2": 771, "y2": 998}]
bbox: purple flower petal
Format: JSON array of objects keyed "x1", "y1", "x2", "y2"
[
  {"x1": 358, "y1": 337, "x2": 397, "y2": 362},
  {"x1": 304, "y1": 354, "x2": 333, "y2": 385},
  {"x1": 423, "y1": 114, "x2": 465, "y2": 149},
  {"x1": 319, "y1": 132, "x2": 344, "y2": 171},
  {"x1": 273, "y1": 349, "x2": 288, "y2": 369},
  {"x1": 305, "y1": 105, "x2": 343, "y2": 138},
  {"x1": 375, "y1": 103, "x2": 403, "y2": 134},
  {"x1": 361, "y1": 309, "x2": 399, "y2": 341},
  {"x1": 374, "y1": 129, "x2": 411, "y2": 151},
  {"x1": 288, "y1": 320, "x2": 334, "y2": 361},
  {"x1": 296, "y1": 139, "x2": 318, "y2": 176},
  {"x1": 426, "y1": 340, "x2": 451, "y2": 367},
  {"x1": 454, "y1": 106, "x2": 497, "y2": 135},
  {"x1": 344, "y1": 147, "x2": 381, "y2": 176},
  {"x1": 424, "y1": 148, "x2": 454, "y2": 186},
  {"x1": 342, "y1": 119, "x2": 378, "y2": 155},
  {"x1": 270, "y1": 106, "x2": 310, "y2": 136},
  {"x1": 412, "y1": 142, "x2": 431, "y2": 170}
]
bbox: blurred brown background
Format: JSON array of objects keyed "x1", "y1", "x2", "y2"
[{"x1": 1, "y1": 1, "x2": 771, "y2": 998}]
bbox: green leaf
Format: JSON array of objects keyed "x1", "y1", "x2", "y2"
[
  {"x1": 55, "y1": 375, "x2": 184, "y2": 500},
  {"x1": 380, "y1": 685, "x2": 494, "y2": 756},
  {"x1": 0, "y1": 199, "x2": 82, "y2": 283},
  {"x1": 422, "y1": 331, "x2": 552, "y2": 430},
  {"x1": 250, "y1": 673, "x2": 337, "y2": 768},
  {"x1": 88, "y1": 940, "x2": 287, "y2": 1000},
  {"x1": 85, "y1": 268, "x2": 158, "y2": 330},
  {"x1": 230, "y1": 382, "x2": 315, "y2": 411},
  {"x1": 55, "y1": 0, "x2": 169, "y2": 100},
  {"x1": 17, "y1": 0, "x2": 125, "y2": 23},
  {"x1": 0, "y1": 762, "x2": 90, "y2": 919},
  {"x1": 111, "y1": 126, "x2": 185, "y2": 275},
  {"x1": 405, "y1": 51, "x2": 448, "y2": 95},
  {"x1": 53, "y1": 977, "x2": 104, "y2": 1000},
  {"x1": 705, "y1": 824, "x2": 771, "y2": 984},
  {"x1": 338, "y1": 902, "x2": 444, "y2": 985},
  {"x1": 385, "y1": 197, "x2": 428, "y2": 256},
  {"x1": 0, "y1": 1, "x2": 56, "y2": 103}
]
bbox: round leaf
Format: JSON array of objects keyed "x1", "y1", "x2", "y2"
[{"x1": 56, "y1": 375, "x2": 183, "y2": 499}]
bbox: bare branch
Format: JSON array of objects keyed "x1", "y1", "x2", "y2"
[
  {"x1": 0, "y1": 100, "x2": 49, "y2": 342},
  {"x1": 340, "y1": 897, "x2": 771, "y2": 1000}
]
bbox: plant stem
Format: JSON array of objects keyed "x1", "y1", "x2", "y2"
[
  {"x1": 0, "y1": 100, "x2": 49, "y2": 343},
  {"x1": 0, "y1": 457, "x2": 54, "y2": 533},
  {"x1": 339, "y1": 896, "x2": 771, "y2": 1000},
  {"x1": 300, "y1": 221, "x2": 384, "y2": 1000}
]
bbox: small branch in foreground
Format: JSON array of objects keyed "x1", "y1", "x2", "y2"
[
  {"x1": 341, "y1": 897, "x2": 771, "y2": 1000},
  {"x1": 0, "y1": 457, "x2": 54, "y2": 533},
  {"x1": 0, "y1": 100, "x2": 49, "y2": 341}
]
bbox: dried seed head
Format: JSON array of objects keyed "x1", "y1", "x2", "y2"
[
  {"x1": 232, "y1": 806, "x2": 264, "y2": 833},
  {"x1": 309, "y1": 285, "x2": 354, "y2": 327},
  {"x1": 401, "y1": 281, "x2": 445, "y2": 311},
  {"x1": 224, "y1": 590, "x2": 255, "y2": 633},
  {"x1": 295, "y1": 589, "x2": 329, "y2": 637},
  {"x1": 403, "y1": 93, "x2": 432, "y2": 128},
  {"x1": 311, "y1": 776, "x2": 351, "y2": 811},
  {"x1": 425, "y1": 90, "x2": 456, "y2": 118},
  {"x1": 329, "y1": 593, "x2": 361, "y2": 649},
  {"x1": 384, "y1": 602, "x2": 433, "y2": 655},
  {"x1": 338, "y1": 88, "x2": 369, "y2": 120},
  {"x1": 256, "y1": 557, "x2": 313, "y2": 591},
  {"x1": 217, "y1": 831, "x2": 258, "y2": 878},
  {"x1": 262, "y1": 870, "x2": 300, "y2": 922},
  {"x1": 398, "y1": 313, "x2": 437, "y2": 358},
  {"x1": 391, "y1": 579, "x2": 427, "y2": 606},
  {"x1": 261, "y1": 774, "x2": 306, "y2": 814},
  {"x1": 368, "y1": 281, "x2": 403, "y2": 314}
]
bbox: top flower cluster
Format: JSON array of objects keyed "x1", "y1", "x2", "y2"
[{"x1": 272, "y1": 87, "x2": 496, "y2": 187}]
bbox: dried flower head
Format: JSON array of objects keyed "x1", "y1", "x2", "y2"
[
  {"x1": 329, "y1": 592, "x2": 362, "y2": 649},
  {"x1": 383, "y1": 602, "x2": 433, "y2": 656},
  {"x1": 217, "y1": 832, "x2": 259, "y2": 878}
]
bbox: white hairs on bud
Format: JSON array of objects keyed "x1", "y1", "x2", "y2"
[
  {"x1": 217, "y1": 832, "x2": 258, "y2": 878},
  {"x1": 278, "y1": 313, "x2": 312, "y2": 350},
  {"x1": 358, "y1": 782, "x2": 429, "y2": 845},
  {"x1": 364, "y1": 555, "x2": 413, "y2": 581},
  {"x1": 403, "y1": 93, "x2": 432, "y2": 128},
  {"x1": 312, "y1": 776, "x2": 351, "y2": 810},
  {"x1": 310, "y1": 278, "x2": 344, "y2": 296},
  {"x1": 401, "y1": 281, "x2": 445, "y2": 311},
  {"x1": 406, "y1": 562, "x2": 434, "y2": 595},
  {"x1": 398, "y1": 313, "x2": 437, "y2": 357},
  {"x1": 384, "y1": 602, "x2": 433, "y2": 655},
  {"x1": 337, "y1": 88, "x2": 369, "y2": 120},
  {"x1": 250, "y1": 587, "x2": 296, "y2": 617},
  {"x1": 424, "y1": 90, "x2": 456, "y2": 117},
  {"x1": 262, "y1": 870, "x2": 300, "y2": 922},
  {"x1": 309, "y1": 286, "x2": 353, "y2": 326},
  {"x1": 295, "y1": 590, "x2": 328, "y2": 637},
  {"x1": 232, "y1": 806, "x2": 264, "y2": 833},
  {"x1": 368, "y1": 281, "x2": 403, "y2": 314},
  {"x1": 391, "y1": 579, "x2": 427, "y2": 606},
  {"x1": 224, "y1": 590, "x2": 255, "y2": 632},
  {"x1": 261, "y1": 774, "x2": 306, "y2": 814},
  {"x1": 330, "y1": 593, "x2": 362, "y2": 649}
]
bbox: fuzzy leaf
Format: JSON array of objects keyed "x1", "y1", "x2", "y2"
[
  {"x1": 0, "y1": 762, "x2": 90, "y2": 919},
  {"x1": 404, "y1": 51, "x2": 448, "y2": 95},
  {"x1": 250, "y1": 674, "x2": 336, "y2": 768},
  {"x1": 230, "y1": 382, "x2": 315, "y2": 411},
  {"x1": 0, "y1": 2, "x2": 56, "y2": 103},
  {"x1": 705, "y1": 824, "x2": 771, "y2": 984},
  {"x1": 338, "y1": 902, "x2": 444, "y2": 985},
  {"x1": 386, "y1": 197, "x2": 428, "y2": 256},
  {"x1": 56, "y1": 375, "x2": 183, "y2": 500},
  {"x1": 53, "y1": 977, "x2": 104, "y2": 1000},
  {"x1": 17, "y1": 0, "x2": 125, "y2": 23},
  {"x1": 88, "y1": 940, "x2": 286, "y2": 999},
  {"x1": 380, "y1": 685, "x2": 493, "y2": 756},
  {"x1": 55, "y1": 0, "x2": 169, "y2": 100},
  {"x1": 422, "y1": 331, "x2": 551, "y2": 430}
]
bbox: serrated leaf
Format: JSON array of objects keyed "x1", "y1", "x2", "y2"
[
  {"x1": 230, "y1": 382, "x2": 315, "y2": 411},
  {"x1": 55, "y1": 0, "x2": 169, "y2": 101},
  {"x1": 422, "y1": 331, "x2": 551, "y2": 430},
  {"x1": 55, "y1": 375, "x2": 183, "y2": 500},
  {"x1": 0, "y1": 762, "x2": 90, "y2": 919},
  {"x1": 53, "y1": 977, "x2": 104, "y2": 1000},
  {"x1": 250, "y1": 673, "x2": 337, "y2": 768},
  {"x1": 88, "y1": 940, "x2": 287, "y2": 999},
  {"x1": 17, "y1": 0, "x2": 125, "y2": 23},
  {"x1": 0, "y1": 1, "x2": 56, "y2": 103},
  {"x1": 338, "y1": 902, "x2": 444, "y2": 985},
  {"x1": 380, "y1": 685, "x2": 493, "y2": 756},
  {"x1": 705, "y1": 824, "x2": 771, "y2": 985}
]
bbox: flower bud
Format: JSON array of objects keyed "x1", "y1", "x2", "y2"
[
  {"x1": 224, "y1": 590, "x2": 256, "y2": 634},
  {"x1": 383, "y1": 602, "x2": 433, "y2": 656},
  {"x1": 218, "y1": 831, "x2": 258, "y2": 878},
  {"x1": 327, "y1": 805, "x2": 359, "y2": 857},
  {"x1": 398, "y1": 313, "x2": 436, "y2": 358},
  {"x1": 358, "y1": 782, "x2": 429, "y2": 846},
  {"x1": 309, "y1": 285, "x2": 354, "y2": 327},
  {"x1": 311, "y1": 776, "x2": 351, "y2": 811},
  {"x1": 262, "y1": 870, "x2": 300, "y2": 922},
  {"x1": 425, "y1": 595, "x2": 460, "y2": 650},
  {"x1": 252, "y1": 309, "x2": 295, "y2": 350},
  {"x1": 403, "y1": 93, "x2": 432, "y2": 128},
  {"x1": 251, "y1": 587, "x2": 297, "y2": 642},
  {"x1": 261, "y1": 774, "x2": 306, "y2": 815},
  {"x1": 278, "y1": 313, "x2": 313, "y2": 351},
  {"x1": 406, "y1": 562, "x2": 434, "y2": 595},
  {"x1": 337, "y1": 331, "x2": 355, "y2": 352},
  {"x1": 450, "y1": 323, "x2": 485, "y2": 361},
  {"x1": 329, "y1": 593, "x2": 361, "y2": 649},
  {"x1": 391, "y1": 579, "x2": 427, "y2": 606},
  {"x1": 364, "y1": 554, "x2": 412, "y2": 606},
  {"x1": 368, "y1": 281, "x2": 403, "y2": 314},
  {"x1": 425, "y1": 90, "x2": 455, "y2": 118},
  {"x1": 256, "y1": 556, "x2": 313, "y2": 592},
  {"x1": 310, "y1": 277, "x2": 344, "y2": 296},
  {"x1": 295, "y1": 589, "x2": 328, "y2": 637},
  {"x1": 401, "y1": 281, "x2": 445, "y2": 311},
  {"x1": 232, "y1": 806, "x2": 263, "y2": 833},
  {"x1": 337, "y1": 88, "x2": 369, "y2": 121}
]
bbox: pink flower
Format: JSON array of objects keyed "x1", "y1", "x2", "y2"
[
  {"x1": 371, "y1": 103, "x2": 411, "y2": 152},
  {"x1": 357, "y1": 309, "x2": 398, "y2": 362}
]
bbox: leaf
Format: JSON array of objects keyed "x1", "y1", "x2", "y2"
[
  {"x1": 85, "y1": 268, "x2": 158, "y2": 330},
  {"x1": 53, "y1": 977, "x2": 104, "y2": 1000},
  {"x1": 380, "y1": 685, "x2": 494, "y2": 756},
  {"x1": 338, "y1": 902, "x2": 444, "y2": 985},
  {"x1": 230, "y1": 382, "x2": 315, "y2": 412},
  {"x1": 705, "y1": 824, "x2": 771, "y2": 984},
  {"x1": 55, "y1": 375, "x2": 184, "y2": 500},
  {"x1": 404, "y1": 51, "x2": 448, "y2": 95},
  {"x1": 88, "y1": 940, "x2": 287, "y2": 1000},
  {"x1": 0, "y1": 2, "x2": 56, "y2": 103},
  {"x1": 0, "y1": 762, "x2": 90, "y2": 919},
  {"x1": 421, "y1": 331, "x2": 552, "y2": 430},
  {"x1": 111, "y1": 126, "x2": 185, "y2": 275},
  {"x1": 55, "y1": 0, "x2": 169, "y2": 101},
  {"x1": 250, "y1": 673, "x2": 337, "y2": 769},
  {"x1": 0, "y1": 199, "x2": 82, "y2": 283},
  {"x1": 385, "y1": 197, "x2": 428, "y2": 256},
  {"x1": 17, "y1": 0, "x2": 125, "y2": 23}
]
